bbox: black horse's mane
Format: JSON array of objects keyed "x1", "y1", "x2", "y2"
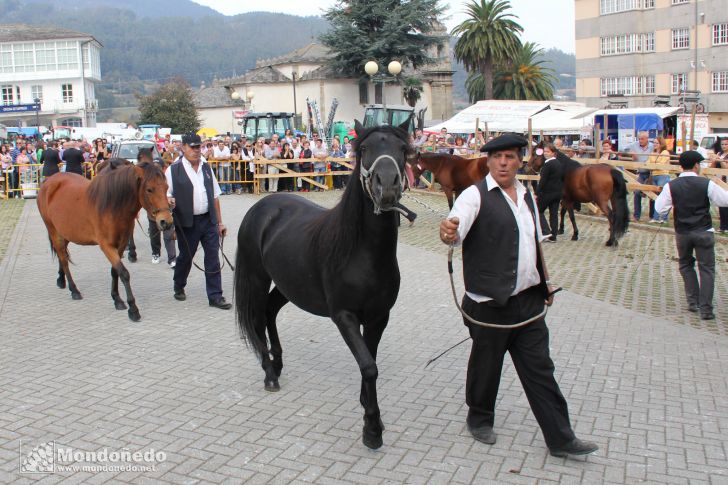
[
  {"x1": 87, "y1": 158, "x2": 164, "y2": 214},
  {"x1": 310, "y1": 124, "x2": 410, "y2": 265}
]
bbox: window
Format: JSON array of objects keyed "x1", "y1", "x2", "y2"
[
  {"x1": 35, "y1": 41, "x2": 56, "y2": 71},
  {"x1": 62, "y1": 83, "x2": 73, "y2": 103},
  {"x1": 600, "y1": 32, "x2": 655, "y2": 56},
  {"x1": 600, "y1": 0, "x2": 654, "y2": 15},
  {"x1": 0, "y1": 45, "x2": 11, "y2": 73},
  {"x1": 31, "y1": 85, "x2": 43, "y2": 103},
  {"x1": 56, "y1": 41, "x2": 78, "y2": 70},
  {"x1": 713, "y1": 23, "x2": 728, "y2": 46},
  {"x1": 600, "y1": 76, "x2": 655, "y2": 96},
  {"x1": 1, "y1": 85, "x2": 13, "y2": 105},
  {"x1": 672, "y1": 28, "x2": 690, "y2": 49},
  {"x1": 374, "y1": 83, "x2": 383, "y2": 104},
  {"x1": 358, "y1": 81, "x2": 368, "y2": 104},
  {"x1": 671, "y1": 73, "x2": 687, "y2": 94},
  {"x1": 671, "y1": 0, "x2": 689, "y2": 4},
  {"x1": 12, "y1": 43, "x2": 34, "y2": 73},
  {"x1": 712, "y1": 72, "x2": 728, "y2": 93}
]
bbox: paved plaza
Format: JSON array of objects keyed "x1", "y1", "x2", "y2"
[{"x1": 0, "y1": 192, "x2": 727, "y2": 484}]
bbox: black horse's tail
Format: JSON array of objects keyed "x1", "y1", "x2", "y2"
[
  {"x1": 233, "y1": 231, "x2": 266, "y2": 362},
  {"x1": 610, "y1": 168, "x2": 629, "y2": 240}
]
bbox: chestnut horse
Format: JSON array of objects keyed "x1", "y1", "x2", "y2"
[
  {"x1": 529, "y1": 144, "x2": 629, "y2": 246},
  {"x1": 37, "y1": 159, "x2": 173, "y2": 321},
  {"x1": 409, "y1": 152, "x2": 489, "y2": 208}
]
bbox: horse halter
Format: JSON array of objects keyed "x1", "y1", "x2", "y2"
[{"x1": 359, "y1": 154, "x2": 406, "y2": 215}]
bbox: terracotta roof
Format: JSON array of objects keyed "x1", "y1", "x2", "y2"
[{"x1": 0, "y1": 24, "x2": 100, "y2": 45}]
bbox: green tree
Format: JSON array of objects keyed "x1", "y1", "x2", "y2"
[
  {"x1": 402, "y1": 77, "x2": 424, "y2": 107},
  {"x1": 452, "y1": 0, "x2": 522, "y2": 100},
  {"x1": 137, "y1": 79, "x2": 200, "y2": 133},
  {"x1": 320, "y1": 0, "x2": 446, "y2": 77},
  {"x1": 466, "y1": 42, "x2": 556, "y2": 101}
]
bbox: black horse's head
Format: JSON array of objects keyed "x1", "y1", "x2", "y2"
[
  {"x1": 526, "y1": 141, "x2": 546, "y2": 174},
  {"x1": 353, "y1": 119, "x2": 413, "y2": 214}
]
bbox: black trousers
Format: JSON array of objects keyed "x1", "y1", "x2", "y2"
[
  {"x1": 463, "y1": 286, "x2": 575, "y2": 448},
  {"x1": 174, "y1": 213, "x2": 222, "y2": 301},
  {"x1": 675, "y1": 230, "x2": 715, "y2": 314},
  {"x1": 538, "y1": 198, "x2": 560, "y2": 237},
  {"x1": 148, "y1": 219, "x2": 176, "y2": 263}
]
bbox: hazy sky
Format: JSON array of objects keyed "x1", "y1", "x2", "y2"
[{"x1": 191, "y1": 0, "x2": 575, "y2": 53}]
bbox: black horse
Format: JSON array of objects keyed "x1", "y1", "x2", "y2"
[{"x1": 234, "y1": 120, "x2": 412, "y2": 450}]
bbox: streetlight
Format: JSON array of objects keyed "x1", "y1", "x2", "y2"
[
  {"x1": 364, "y1": 60, "x2": 402, "y2": 124},
  {"x1": 246, "y1": 91, "x2": 254, "y2": 111},
  {"x1": 33, "y1": 97, "x2": 40, "y2": 137}
]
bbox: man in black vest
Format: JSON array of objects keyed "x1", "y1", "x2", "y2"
[
  {"x1": 536, "y1": 143, "x2": 564, "y2": 242},
  {"x1": 439, "y1": 134, "x2": 598, "y2": 458},
  {"x1": 165, "y1": 133, "x2": 231, "y2": 310},
  {"x1": 655, "y1": 151, "x2": 728, "y2": 320}
]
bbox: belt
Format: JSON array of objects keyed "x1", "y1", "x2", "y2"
[{"x1": 193, "y1": 212, "x2": 209, "y2": 218}]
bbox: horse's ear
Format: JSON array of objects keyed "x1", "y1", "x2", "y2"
[{"x1": 354, "y1": 119, "x2": 364, "y2": 137}]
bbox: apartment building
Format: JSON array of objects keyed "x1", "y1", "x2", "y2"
[
  {"x1": 575, "y1": 0, "x2": 728, "y2": 130},
  {"x1": 0, "y1": 24, "x2": 101, "y2": 129}
]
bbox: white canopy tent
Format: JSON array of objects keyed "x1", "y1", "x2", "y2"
[{"x1": 426, "y1": 100, "x2": 598, "y2": 136}]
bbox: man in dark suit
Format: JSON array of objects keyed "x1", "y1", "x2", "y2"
[
  {"x1": 439, "y1": 133, "x2": 598, "y2": 458},
  {"x1": 165, "y1": 133, "x2": 231, "y2": 310},
  {"x1": 655, "y1": 151, "x2": 728, "y2": 320},
  {"x1": 61, "y1": 141, "x2": 85, "y2": 176},
  {"x1": 536, "y1": 143, "x2": 563, "y2": 242}
]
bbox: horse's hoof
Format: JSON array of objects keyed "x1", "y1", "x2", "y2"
[
  {"x1": 273, "y1": 365, "x2": 283, "y2": 378},
  {"x1": 605, "y1": 240, "x2": 614, "y2": 247},
  {"x1": 71, "y1": 292, "x2": 83, "y2": 300},
  {"x1": 362, "y1": 430, "x2": 383, "y2": 450},
  {"x1": 128, "y1": 310, "x2": 141, "y2": 322},
  {"x1": 264, "y1": 379, "x2": 280, "y2": 392},
  {"x1": 571, "y1": 235, "x2": 579, "y2": 241},
  {"x1": 114, "y1": 301, "x2": 127, "y2": 310},
  {"x1": 56, "y1": 279, "x2": 66, "y2": 289},
  {"x1": 557, "y1": 229, "x2": 565, "y2": 235},
  {"x1": 128, "y1": 255, "x2": 137, "y2": 263}
]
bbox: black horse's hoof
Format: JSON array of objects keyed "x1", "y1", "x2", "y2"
[
  {"x1": 56, "y1": 279, "x2": 66, "y2": 289},
  {"x1": 605, "y1": 239, "x2": 614, "y2": 247},
  {"x1": 128, "y1": 255, "x2": 137, "y2": 263},
  {"x1": 571, "y1": 235, "x2": 579, "y2": 241},
  {"x1": 114, "y1": 301, "x2": 127, "y2": 310},
  {"x1": 128, "y1": 309, "x2": 141, "y2": 322},
  {"x1": 264, "y1": 379, "x2": 280, "y2": 392},
  {"x1": 557, "y1": 228, "x2": 565, "y2": 235},
  {"x1": 71, "y1": 292, "x2": 83, "y2": 300},
  {"x1": 362, "y1": 430, "x2": 383, "y2": 450}
]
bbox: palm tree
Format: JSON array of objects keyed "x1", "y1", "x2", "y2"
[
  {"x1": 452, "y1": 0, "x2": 522, "y2": 100},
  {"x1": 494, "y1": 42, "x2": 557, "y2": 100},
  {"x1": 402, "y1": 77, "x2": 424, "y2": 107},
  {"x1": 466, "y1": 42, "x2": 557, "y2": 101}
]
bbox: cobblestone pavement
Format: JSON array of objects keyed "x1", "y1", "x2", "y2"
[{"x1": 0, "y1": 192, "x2": 727, "y2": 484}]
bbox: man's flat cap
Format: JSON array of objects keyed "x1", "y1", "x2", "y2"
[
  {"x1": 480, "y1": 133, "x2": 529, "y2": 153},
  {"x1": 182, "y1": 133, "x2": 202, "y2": 147},
  {"x1": 679, "y1": 150, "x2": 704, "y2": 167}
]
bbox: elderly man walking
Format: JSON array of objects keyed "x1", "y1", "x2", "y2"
[{"x1": 626, "y1": 131, "x2": 654, "y2": 222}]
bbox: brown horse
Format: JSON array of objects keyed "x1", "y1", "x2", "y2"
[
  {"x1": 37, "y1": 159, "x2": 173, "y2": 321},
  {"x1": 409, "y1": 152, "x2": 489, "y2": 208},
  {"x1": 529, "y1": 143, "x2": 629, "y2": 246}
]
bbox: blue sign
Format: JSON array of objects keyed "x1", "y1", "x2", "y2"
[{"x1": 0, "y1": 103, "x2": 40, "y2": 114}]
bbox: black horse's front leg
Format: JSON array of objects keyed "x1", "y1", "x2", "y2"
[{"x1": 333, "y1": 310, "x2": 384, "y2": 449}]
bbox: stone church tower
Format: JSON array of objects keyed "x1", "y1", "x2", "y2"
[{"x1": 421, "y1": 20, "x2": 455, "y2": 122}]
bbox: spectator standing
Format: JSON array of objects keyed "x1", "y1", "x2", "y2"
[
  {"x1": 280, "y1": 142, "x2": 295, "y2": 192},
  {"x1": 453, "y1": 137, "x2": 469, "y2": 156},
  {"x1": 241, "y1": 140, "x2": 255, "y2": 193},
  {"x1": 655, "y1": 151, "x2": 728, "y2": 320},
  {"x1": 648, "y1": 137, "x2": 671, "y2": 223},
  {"x1": 626, "y1": 131, "x2": 654, "y2": 222},
  {"x1": 40, "y1": 141, "x2": 61, "y2": 179},
  {"x1": 62, "y1": 141, "x2": 85, "y2": 176},
  {"x1": 299, "y1": 140, "x2": 313, "y2": 192},
  {"x1": 264, "y1": 138, "x2": 281, "y2": 192},
  {"x1": 330, "y1": 139, "x2": 346, "y2": 189},
  {"x1": 577, "y1": 139, "x2": 594, "y2": 158},
  {"x1": 536, "y1": 143, "x2": 564, "y2": 242},
  {"x1": 599, "y1": 140, "x2": 618, "y2": 160},
  {"x1": 312, "y1": 138, "x2": 328, "y2": 190},
  {"x1": 230, "y1": 145, "x2": 242, "y2": 194},
  {"x1": 710, "y1": 137, "x2": 728, "y2": 232}
]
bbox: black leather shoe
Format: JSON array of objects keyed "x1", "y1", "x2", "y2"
[
  {"x1": 549, "y1": 438, "x2": 599, "y2": 457},
  {"x1": 173, "y1": 288, "x2": 186, "y2": 301},
  {"x1": 467, "y1": 424, "x2": 496, "y2": 444},
  {"x1": 687, "y1": 304, "x2": 699, "y2": 313},
  {"x1": 209, "y1": 297, "x2": 232, "y2": 310},
  {"x1": 700, "y1": 312, "x2": 715, "y2": 320}
]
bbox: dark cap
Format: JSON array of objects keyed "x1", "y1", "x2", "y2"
[
  {"x1": 679, "y1": 150, "x2": 704, "y2": 169},
  {"x1": 182, "y1": 133, "x2": 202, "y2": 147},
  {"x1": 480, "y1": 133, "x2": 529, "y2": 153}
]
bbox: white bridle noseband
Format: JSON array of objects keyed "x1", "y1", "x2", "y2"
[{"x1": 359, "y1": 154, "x2": 406, "y2": 215}]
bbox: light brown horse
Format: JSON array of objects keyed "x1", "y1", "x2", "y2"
[
  {"x1": 409, "y1": 152, "x2": 489, "y2": 208},
  {"x1": 37, "y1": 159, "x2": 173, "y2": 321},
  {"x1": 529, "y1": 144, "x2": 629, "y2": 246}
]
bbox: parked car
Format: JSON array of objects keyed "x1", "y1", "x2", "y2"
[{"x1": 110, "y1": 140, "x2": 160, "y2": 164}]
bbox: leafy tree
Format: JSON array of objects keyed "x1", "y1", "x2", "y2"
[
  {"x1": 466, "y1": 42, "x2": 556, "y2": 101},
  {"x1": 137, "y1": 79, "x2": 200, "y2": 133},
  {"x1": 320, "y1": 0, "x2": 446, "y2": 77},
  {"x1": 452, "y1": 0, "x2": 522, "y2": 100},
  {"x1": 402, "y1": 77, "x2": 424, "y2": 107}
]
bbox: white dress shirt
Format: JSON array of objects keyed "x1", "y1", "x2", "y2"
[
  {"x1": 447, "y1": 174, "x2": 543, "y2": 302},
  {"x1": 655, "y1": 172, "x2": 728, "y2": 231},
  {"x1": 165, "y1": 156, "x2": 222, "y2": 215}
]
